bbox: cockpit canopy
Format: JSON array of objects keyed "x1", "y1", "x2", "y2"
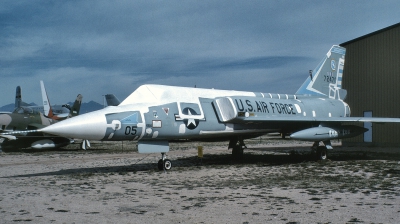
[{"x1": 13, "y1": 107, "x2": 38, "y2": 115}]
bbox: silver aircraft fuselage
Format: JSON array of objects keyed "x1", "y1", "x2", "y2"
[{"x1": 41, "y1": 84, "x2": 351, "y2": 142}]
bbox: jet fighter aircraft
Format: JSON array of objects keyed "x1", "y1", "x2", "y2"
[
  {"x1": 40, "y1": 45, "x2": 400, "y2": 170},
  {"x1": 14, "y1": 83, "x2": 70, "y2": 116},
  {"x1": 0, "y1": 89, "x2": 83, "y2": 150}
]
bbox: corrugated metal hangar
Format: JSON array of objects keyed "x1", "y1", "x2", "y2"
[{"x1": 340, "y1": 22, "x2": 400, "y2": 146}]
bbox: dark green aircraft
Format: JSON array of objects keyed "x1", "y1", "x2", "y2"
[{"x1": 0, "y1": 94, "x2": 82, "y2": 150}]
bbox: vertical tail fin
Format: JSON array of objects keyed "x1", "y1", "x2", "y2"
[
  {"x1": 296, "y1": 45, "x2": 346, "y2": 100},
  {"x1": 15, "y1": 86, "x2": 22, "y2": 108},
  {"x1": 15, "y1": 86, "x2": 31, "y2": 107},
  {"x1": 105, "y1": 94, "x2": 121, "y2": 106},
  {"x1": 40, "y1": 80, "x2": 53, "y2": 117},
  {"x1": 40, "y1": 80, "x2": 83, "y2": 119},
  {"x1": 68, "y1": 94, "x2": 83, "y2": 117}
]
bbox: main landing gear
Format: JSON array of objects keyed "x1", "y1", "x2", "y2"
[
  {"x1": 312, "y1": 140, "x2": 332, "y2": 160},
  {"x1": 229, "y1": 137, "x2": 247, "y2": 160},
  {"x1": 158, "y1": 152, "x2": 172, "y2": 171}
]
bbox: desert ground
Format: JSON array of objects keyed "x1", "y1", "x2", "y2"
[{"x1": 1, "y1": 136, "x2": 399, "y2": 224}]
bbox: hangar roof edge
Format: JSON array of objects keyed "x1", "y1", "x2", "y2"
[{"x1": 340, "y1": 22, "x2": 400, "y2": 46}]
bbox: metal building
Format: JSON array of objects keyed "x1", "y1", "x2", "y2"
[{"x1": 340, "y1": 22, "x2": 400, "y2": 146}]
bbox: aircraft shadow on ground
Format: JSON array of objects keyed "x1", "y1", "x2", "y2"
[{"x1": 5, "y1": 147, "x2": 400, "y2": 178}]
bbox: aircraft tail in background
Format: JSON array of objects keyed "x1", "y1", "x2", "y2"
[
  {"x1": 40, "y1": 80, "x2": 82, "y2": 120},
  {"x1": 296, "y1": 45, "x2": 347, "y2": 100},
  {"x1": 15, "y1": 86, "x2": 22, "y2": 108},
  {"x1": 68, "y1": 94, "x2": 83, "y2": 117},
  {"x1": 105, "y1": 94, "x2": 121, "y2": 106},
  {"x1": 14, "y1": 86, "x2": 31, "y2": 108},
  {"x1": 40, "y1": 81, "x2": 52, "y2": 117}
]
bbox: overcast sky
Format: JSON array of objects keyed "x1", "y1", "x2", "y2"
[{"x1": 1, "y1": 0, "x2": 399, "y2": 106}]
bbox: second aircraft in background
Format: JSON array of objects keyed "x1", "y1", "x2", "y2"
[{"x1": 0, "y1": 81, "x2": 82, "y2": 150}]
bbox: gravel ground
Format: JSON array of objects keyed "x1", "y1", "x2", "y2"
[{"x1": 1, "y1": 138, "x2": 399, "y2": 223}]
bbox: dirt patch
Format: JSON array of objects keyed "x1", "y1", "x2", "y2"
[{"x1": 1, "y1": 138, "x2": 399, "y2": 223}]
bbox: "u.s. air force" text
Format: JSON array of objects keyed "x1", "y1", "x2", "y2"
[{"x1": 235, "y1": 99, "x2": 296, "y2": 115}]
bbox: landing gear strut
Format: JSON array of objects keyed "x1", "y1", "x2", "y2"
[
  {"x1": 158, "y1": 152, "x2": 172, "y2": 171},
  {"x1": 229, "y1": 137, "x2": 246, "y2": 160},
  {"x1": 312, "y1": 140, "x2": 332, "y2": 160},
  {"x1": 316, "y1": 146, "x2": 328, "y2": 160}
]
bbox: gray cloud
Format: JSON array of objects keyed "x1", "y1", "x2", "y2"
[{"x1": 1, "y1": 0, "x2": 400, "y2": 106}]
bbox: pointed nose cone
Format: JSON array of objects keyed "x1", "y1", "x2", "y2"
[{"x1": 41, "y1": 110, "x2": 107, "y2": 140}]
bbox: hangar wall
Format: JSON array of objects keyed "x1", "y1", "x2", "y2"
[{"x1": 340, "y1": 23, "x2": 400, "y2": 146}]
